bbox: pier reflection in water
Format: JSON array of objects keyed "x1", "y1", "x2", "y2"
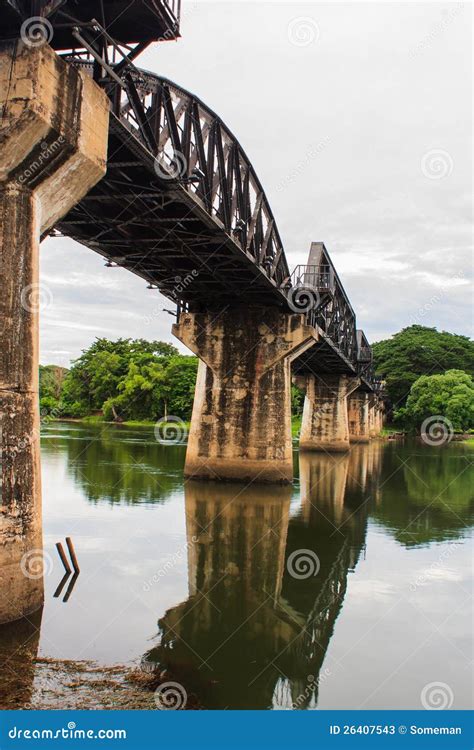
[
  {"x1": 0, "y1": 610, "x2": 42, "y2": 709},
  {"x1": 144, "y1": 449, "x2": 377, "y2": 709},
  {"x1": 0, "y1": 424, "x2": 472, "y2": 709}
]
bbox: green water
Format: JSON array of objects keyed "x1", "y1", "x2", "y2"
[{"x1": 1, "y1": 423, "x2": 472, "y2": 709}]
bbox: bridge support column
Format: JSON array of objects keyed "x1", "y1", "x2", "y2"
[
  {"x1": 299, "y1": 374, "x2": 359, "y2": 452},
  {"x1": 368, "y1": 396, "x2": 378, "y2": 437},
  {"x1": 0, "y1": 42, "x2": 108, "y2": 624},
  {"x1": 348, "y1": 392, "x2": 370, "y2": 443},
  {"x1": 376, "y1": 404, "x2": 384, "y2": 433},
  {"x1": 173, "y1": 308, "x2": 315, "y2": 484}
]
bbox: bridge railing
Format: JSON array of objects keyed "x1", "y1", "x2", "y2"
[
  {"x1": 355, "y1": 330, "x2": 374, "y2": 380},
  {"x1": 289, "y1": 264, "x2": 334, "y2": 293},
  {"x1": 289, "y1": 263, "x2": 358, "y2": 365}
]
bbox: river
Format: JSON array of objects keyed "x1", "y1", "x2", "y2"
[{"x1": 1, "y1": 423, "x2": 472, "y2": 710}]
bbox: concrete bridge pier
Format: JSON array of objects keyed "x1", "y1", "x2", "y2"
[
  {"x1": 348, "y1": 391, "x2": 370, "y2": 443},
  {"x1": 368, "y1": 396, "x2": 378, "y2": 437},
  {"x1": 378, "y1": 405, "x2": 385, "y2": 433},
  {"x1": 0, "y1": 42, "x2": 108, "y2": 624},
  {"x1": 299, "y1": 374, "x2": 360, "y2": 452},
  {"x1": 369, "y1": 397, "x2": 385, "y2": 437},
  {"x1": 173, "y1": 308, "x2": 315, "y2": 484}
]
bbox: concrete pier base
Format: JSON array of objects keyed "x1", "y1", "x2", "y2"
[
  {"x1": 368, "y1": 396, "x2": 377, "y2": 437},
  {"x1": 377, "y1": 407, "x2": 384, "y2": 433},
  {"x1": 0, "y1": 42, "x2": 108, "y2": 624},
  {"x1": 348, "y1": 392, "x2": 370, "y2": 443},
  {"x1": 299, "y1": 374, "x2": 359, "y2": 452},
  {"x1": 173, "y1": 308, "x2": 315, "y2": 484}
]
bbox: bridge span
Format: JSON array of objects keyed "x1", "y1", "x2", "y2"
[{"x1": 0, "y1": 0, "x2": 384, "y2": 624}]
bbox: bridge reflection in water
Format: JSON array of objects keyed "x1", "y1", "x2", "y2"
[
  {"x1": 0, "y1": 610, "x2": 42, "y2": 709},
  {"x1": 143, "y1": 447, "x2": 380, "y2": 709},
  {"x1": 1, "y1": 434, "x2": 472, "y2": 709}
]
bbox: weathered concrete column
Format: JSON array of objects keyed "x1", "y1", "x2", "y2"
[
  {"x1": 0, "y1": 42, "x2": 109, "y2": 624},
  {"x1": 377, "y1": 405, "x2": 384, "y2": 433},
  {"x1": 172, "y1": 307, "x2": 316, "y2": 483},
  {"x1": 348, "y1": 391, "x2": 370, "y2": 443},
  {"x1": 299, "y1": 374, "x2": 360, "y2": 452},
  {"x1": 368, "y1": 396, "x2": 378, "y2": 437}
]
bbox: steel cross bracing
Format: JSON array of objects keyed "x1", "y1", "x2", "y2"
[
  {"x1": 54, "y1": 47, "x2": 291, "y2": 313},
  {"x1": 6, "y1": 13, "x2": 375, "y2": 383}
]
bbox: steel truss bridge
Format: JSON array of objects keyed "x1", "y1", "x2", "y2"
[{"x1": 1, "y1": 0, "x2": 376, "y2": 386}]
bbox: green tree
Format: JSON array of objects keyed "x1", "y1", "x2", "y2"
[
  {"x1": 39, "y1": 365, "x2": 68, "y2": 400},
  {"x1": 160, "y1": 355, "x2": 199, "y2": 420},
  {"x1": 60, "y1": 338, "x2": 179, "y2": 416},
  {"x1": 103, "y1": 358, "x2": 167, "y2": 422},
  {"x1": 39, "y1": 365, "x2": 69, "y2": 416},
  {"x1": 102, "y1": 354, "x2": 198, "y2": 422},
  {"x1": 291, "y1": 384, "x2": 304, "y2": 416},
  {"x1": 397, "y1": 369, "x2": 474, "y2": 431},
  {"x1": 372, "y1": 325, "x2": 474, "y2": 408}
]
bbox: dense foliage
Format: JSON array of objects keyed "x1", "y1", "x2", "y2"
[
  {"x1": 40, "y1": 338, "x2": 198, "y2": 422},
  {"x1": 372, "y1": 325, "x2": 474, "y2": 408},
  {"x1": 395, "y1": 369, "x2": 474, "y2": 432},
  {"x1": 40, "y1": 337, "x2": 306, "y2": 423}
]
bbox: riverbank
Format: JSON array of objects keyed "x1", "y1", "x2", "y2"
[
  {"x1": 56, "y1": 416, "x2": 191, "y2": 430},
  {"x1": 49, "y1": 415, "x2": 305, "y2": 436},
  {"x1": 0, "y1": 657, "x2": 202, "y2": 710}
]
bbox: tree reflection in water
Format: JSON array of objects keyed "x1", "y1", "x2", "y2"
[
  {"x1": 41, "y1": 423, "x2": 185, "y2": 504},
  {"x1": 372, "y1": 442, "x2": 473, "y2": 546}
]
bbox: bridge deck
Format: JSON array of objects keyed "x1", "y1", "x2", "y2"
[{"x1": 56, "y1": 113, "x2": 290, "y2": 309}]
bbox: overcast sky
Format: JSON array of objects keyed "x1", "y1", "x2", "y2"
[{"x1": 40, "y1": 1, "x2": 472, "y2": 367}]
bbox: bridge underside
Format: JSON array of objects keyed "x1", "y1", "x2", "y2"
[
  {"x1": 56, "y1": 114, "x2": 289, "y2": 309},
  {"x1": 0, "y1": 1, "x2": 180, "y2": 48},
  {"x1": 292, "y1": 337, "x2": 356, "y2": 376}
]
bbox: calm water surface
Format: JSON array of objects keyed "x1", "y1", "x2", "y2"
[{"x1": 2, "y1": 423, "x2": 473, "y2": 709}]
